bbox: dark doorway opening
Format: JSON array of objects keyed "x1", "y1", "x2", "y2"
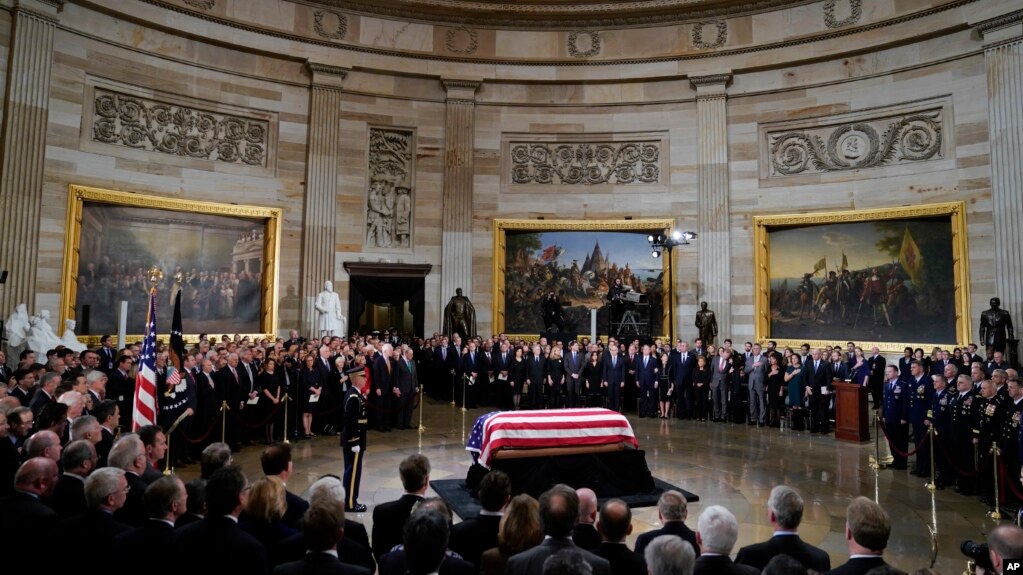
[{"x1": 343, "y1": 262, "x2": 432, "y2": 337}]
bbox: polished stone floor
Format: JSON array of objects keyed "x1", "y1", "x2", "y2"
[{"x1": 178, "y1": 399, "x2": 1006, "y2": 573}]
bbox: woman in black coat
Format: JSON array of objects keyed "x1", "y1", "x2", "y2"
[
  {"x1": 508, "y1": 347, "x2": 527, "y2": 411},
  {"x1": 299, "y1": 354, "x2": 322, "y2": 439},
  {"x1": 256, "y1": 358, "x2": 282, "y2": 444},
  {"x1": 657, "y1": 352, "x2": 674, "y2": 419},
  {"x1": 691, "y1": 355, "x2": 711, "y2": 421},
  {"x1": 546, "y1": 348, "x2": 565, "y2": 409},
  {"x1": 582, "y1": 351, "x2": 603, "y2": 408}
]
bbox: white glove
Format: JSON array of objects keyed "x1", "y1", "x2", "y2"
[{"x1": 351, "y1": 446, "x2": 361, "y2": 453}]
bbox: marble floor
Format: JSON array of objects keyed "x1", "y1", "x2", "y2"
[{"x1": 178, "y1": 399, "x2": 1005, "y2": 573}]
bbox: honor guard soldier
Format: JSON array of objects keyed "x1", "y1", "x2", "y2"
[
  {"x1": 342, "y1": 366, "x2": 368, "y2": 513},
  {"x1": 974, "y1": 379, "x2": 1007, "y2": 507},
  {"x1": 924, "y1": 374, "x2": 953, "y2": 487},
  {"x1": 907, "y1": 360, "x2": 934, "y2": 478},
  {"x1": 882, "y1": 365, "x2": 909, "y2": 470},
  {"x1": 950, "y1": 374, "x2": 979, "y2": 495},
  {"x1": 999, "y1": 374, "x2": 1023, "y2": 509}
]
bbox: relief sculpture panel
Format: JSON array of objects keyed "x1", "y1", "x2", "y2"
[
  {"x1": 365, "y1": 127, "x2": 416, "y2": 250},
  {"x1": 510, "y1": 141, "x2": 661, "y2": 185}
]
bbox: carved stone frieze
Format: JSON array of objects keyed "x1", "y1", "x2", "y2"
[
  {"x1": 91, "y1": 88, "x2": 270, "y2": 166},
  {"x1": 567, "y1": 31, "x2": 601, "y2": 58},
  {"x1": 692, "y1": 21, "x2": 727, "y2": 49},
  {"x1": 510, "y1": 141, "x2": 660, "y2": 185},
  {"x1": 445, "y1": 27, "x2": 479, "y2": 54},
  {"x1": 823, "y1": 0, "x2": 862, "y2": 29},
  {"x1": 313, "y1": 10, "x2": 347, "y2": 40},
  {"x1": 767, "y1": 108, "x2": 943, "y2": 177},
  {"x1": 366, "y1": 127, "x2": 416, "y2": 249},
  {"x1": 182, "y1": 0, "x2": 215, "y2": 9}
]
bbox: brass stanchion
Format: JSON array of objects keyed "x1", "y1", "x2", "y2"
[
  {"x1": 461, "y1": 375, "x2": 469, "y2": 413},
  {"x1": 870, "y1": 410, "x2": 887, "y2": 470},
  {"x1": 417, "y1": 382, "x2": 426, "y2": 433},
  {"x1": 220, "y1": 401, "x2": 229, "y2": 443},
  {"x1": 925, "y1": 425, "x2": 938, "y2": 492},
  {"x1": 282, "y1": 394, "x2": 290, "y2": 444},
  {"x1": 163, "y1": 434, "x2": 173, "y2": 476},
  {"x1": 450, "y1": 370, "x2": 457, "y2": 407},
  {"x1": 989, "y1": 444, "x2": 1002, "y2": 520}
]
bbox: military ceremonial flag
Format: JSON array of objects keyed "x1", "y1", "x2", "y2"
[
  {"x1": 133, "y1": 288, "x2": 159, "y2": 431},
  {"x1": 899, "y1": 227, "x2": 923, "y2": 285},
  {"x1": 813, "y1": 257, "x2": 827, "y2": 275},
  {"x1": 169, "y1": 288, "x2": 185, "y2": 371}
]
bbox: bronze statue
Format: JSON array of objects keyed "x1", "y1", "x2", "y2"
[
  {"x1": 695, "y1": 301, "x2": 718, "y2": 346},
  {"x1": 980, "y1": 297, "x2": 1014, "y2": 355},
  {"x1": 443, "y1": 288, "x2": 476, "y2": 340}
]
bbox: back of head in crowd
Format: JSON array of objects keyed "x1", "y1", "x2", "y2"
[
  {"x1": 205, "y1": 465, "x2": 247, "y2": 516},
  {"x1": 644, "y1": 534, "x2": 695, "y2": 575},
  {"x1": 200, "y1": 442, "x2": 232, "y2": 479},
  {"x1": 479, "y1": 470, "x2": 512, "y2": 513},
  {"x1": 303, "y1": 500, "x2": 346, "y2": 552},
  {"x1": 762, "y1": 554, "x2": 807, "y2": 575},
  {"x1": 404, "y1": 508, "x2": 449, "y2": 575},
  {"x1": 658, "y1": 490, "x2": 687, "y2": 522},
  {"x1": 260, "y1": 442, "x2": 292, "y2": 477},
  {"x1": 543, "y1": 549, "x2": 592, "y2": 575},
  {"x1": 145, "y1": 475, "x2": 186, "y2": 520},
  {"x1": 768, "y1": 485, "x2": 804, "y2": 530},
  {"x1": 400, "y1": 454, "x2": 431, "y2": 493},
  {"x1": 846, "y1": 497, "x2": 890, "y2": 553},
  {"x1": 987, "y1": 525, "x2": 1023, "y2": 574},
  {"x1": 539, "y1": 483, "x2": 579, "y2": 538},
  {"x1": 697, "y1": 505, "x2": 740, "y2": 555},
  {"x1": 597, "y1": 498, "x2": 632, "y2": 543}
]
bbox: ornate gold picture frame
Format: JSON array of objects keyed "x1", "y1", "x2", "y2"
[
  {"x1": 492, "y1": 218, "x2": 675, "y2": 341},
  {"x1": 753, "y1": 202, "x2": 970, "y2": 354},
  {"x1": 61, "y1": 185, "x2": 282, "y2": 345}
]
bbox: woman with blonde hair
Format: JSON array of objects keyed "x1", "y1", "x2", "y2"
[
  {"x1": 481, "y1": 494, "x2": 543, "y2": 575},
  {"x1": 240, "y1": 476, "x2": 297, "y2": 553}
]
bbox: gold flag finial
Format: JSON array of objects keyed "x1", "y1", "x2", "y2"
[{"x1": 148, "y1": 266, "x2": 164, "y2": 288}]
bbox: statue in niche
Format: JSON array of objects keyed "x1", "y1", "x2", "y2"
[
  {"x1": 26, "y1": 309, "x2": 63, "y2": 353},
  {"x1": 443, "y1": 288, "x2": 476, "y2": 340},
  {"x1": 61, "y1": 319, "x2": 87, "y2": 353},
  {"x1": 980, "y1": 297, "x2": 1014, "y2": 356},
  {"x1": 315, "y1": 280, "x2": 346, "y2": 337},
  {"x1": 5, "y1": 303, "x2": 30, "y2": 349},
  {"x1": 694, "y1": 301, "x2": 718, "y2": 347},
  {"x1": 366, "y1": 180, "x2": 394, "y2": 248},
  {"x1": 394, "y1": 186, "x2": 412, "y2": 248}
]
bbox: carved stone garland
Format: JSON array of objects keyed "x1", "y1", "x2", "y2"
[
  {"x1": 365, "y1": 127, "x2": 415, "y2": 249},
  {"x1": 511, "y1": 142, "x2": 660, "y2": 185},
  {"x1": 823, "y1": 0, "x2": 862, "y2": 28},
  {"x1": 445, "y1": 27, "x2": 479, "y2": 54},
  {"x1": 567, "y1": 31, "x2": 601, "y2": 58},
  {"x1": 769, "y1": 110, "x2": 942, "y2": 176},
  {"x1": 313, "y1": 10, "x2": 347, "y2": 40},
  {"x1": 182, "y1": 0, "x2": 215, "y2": 9},
  {"x1": 692, "y1": 21, "x2": 727, "y2": 49},
  {"x1": 92, "y1": 89, "x2": 269, "y2": 166}
]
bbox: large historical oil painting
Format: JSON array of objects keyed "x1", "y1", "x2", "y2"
[
  {"x1": 62, "y1": 185, "x2": 281, "y2": 342},
  {"x1": 493, "y1": 219, "x2": 674, "y2": 338},
  {"x1": 753, "y1": 203, "x2": 970, "y2": 352}
]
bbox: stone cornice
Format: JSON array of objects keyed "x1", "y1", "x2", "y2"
[
  {"x1": 442, "y1": 78, "x2": 482, "y2": 103},
  {"x1": 689, "y1": 73, "x2": 732, "y2": 88},
  {"x1": 13, "y1": 0, "x2": 63, "y2": 22},
  {"x1": 974, "y1": 9, "x2": 1023, "y2": 38},
  {"x1": 305, "y1": 61, "x2": 348, "y2": 90}
]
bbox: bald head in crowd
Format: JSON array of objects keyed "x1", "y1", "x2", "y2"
[{"x1": 14, "y1": 457, "x2": 59, "y2": 497}]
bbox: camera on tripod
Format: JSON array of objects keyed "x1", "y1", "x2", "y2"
[{"x1": 962, "y1": 539, "x2": 993, "y2": 573}]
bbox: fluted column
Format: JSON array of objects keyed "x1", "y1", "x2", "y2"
[
  {"x1": 691, "y1": 73, "x2": 733, "y2": 342},
  {"x1": 977, "y1": 13, "x2": 1023, "y2": 337},
  {"x1": 0, "y1": 0, "x2": 62, "y2": 316},
  {"x1": 300, "y1": 62, "x2": 347, "y2": 336},
  {"x1": 439, "y1": 79, "x2": 481, "y2": 328}
]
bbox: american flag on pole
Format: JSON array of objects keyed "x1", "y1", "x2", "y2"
[
  {"x1": 133, "y1": 288, "x2": 159, "y2": 431},
  {"x1": 476, "y1": 408, "x2": 638, "y2": 468}
]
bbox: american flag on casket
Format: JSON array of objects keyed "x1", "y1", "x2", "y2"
[{"x1": 467, "y1": 408, "x2": 639, "y2": 469}]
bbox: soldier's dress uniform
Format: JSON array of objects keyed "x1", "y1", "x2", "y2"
[
  {"x1": 999, "y1": 397, "x2": 1023, "y2": 508},
  {"x1": 908, "y1": 374, "x2": 935, "y2": 477},
  {"x1": 341, "y1": 380, "x2": 368, "y2": 513},
  {"x1": 950, "y1": 388, "x2": 978, "y2": 494},
  {"x1": 882, "y1": 378, "x2": 909, "y2": 470},
  {"x1": 927, "y1": 385, "x2": 953, "y2": 486},
  {"x1": 974, "y1": 392, "x2": 1007, "y2": 506}
]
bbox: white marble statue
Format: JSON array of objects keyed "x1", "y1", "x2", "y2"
[
  {"x1": 314, "y1": 280, "x2": 346, "y2": 337},
  {"x1": 26, "y1": 309, "x2": 64, "y2": 353},
  {"x1": 5, "y1": 303, "x2": 30, "y2": 348},
  {"x1": 61, "y1": 319, "x2": 87, "y2": 353}
]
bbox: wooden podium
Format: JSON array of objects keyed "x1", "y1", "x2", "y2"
[{"x1": 834, "y1": 381, "x2": 870, "y2": 442}]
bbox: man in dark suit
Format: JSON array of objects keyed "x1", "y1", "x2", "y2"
[
  {"x1": 636, "y1": 344, "x2": 659, "y2": 418},
  {"x1": 824, "y1": 497, "x2": 892, "y2": 575},
  {"x1": 671, "y1": 342, "x2": 695, "y2": 419},
  {"x1": 450, "y1": 470, "x2": 509, "y2": 568},
  {"x1": 525, "y1": 344, "x2": 547, "y2": 410},
  {"x1": 592, "y1": 499, "x2": 646, "y2": 575},
  {"x1": 745, "y1": 344, "x2": 769, "y2": 426},
  {"x1": 50, "y1": 439, "x2": 97, "y2": 518},
  {"x1": 709, "y1": 349, "x2": 735, "y2": 422},
  {"x1": 882, "y1": 365, "x2": 910, "y2": 470},
  {"x1": 192, "y1": 358, "x2": 221, "y2": 457},
  {"x1": 109, "y1": 434, "x2": 150, "y2": 527},
  {"x1": 378, "y1": 499, "x2": 476, "y2": 575},
  {"x1": 370, "y1": 344, "x2": 395, "y2": 431},
  {"x1": 734, "y1": 486, "x2": 830, "y2": 572},
  {"x1": 572, "y1": 487, "x2": 600, "y2": 551},
  {"x1": 504, "y1": 484, "x2": 610, "y2": 575},
  {"x1": 395, "y1": 348, "x2": 419, "y2": 429},
  {"x1": 173, "y1": 466, "x2": 268, "y2": 575},
  {"x1": 52, "y1": 467, "x2": 131, "y2": 568},
  {"x1": 112, "y1": 476, "x2": 185, "y2": 575},
  {"x1": 29, "y1": 371, "x2": 60, "y2": 417},
  {"x1": 460, "y1": 341, "x2": 481, "y2": 409},
  {"x1": 261, "y1": 442, "x2": 309, "y2": 529},
  {"x1": 0, "y1": 457, "x2": 60, "y2": 557},
  {"x1": 274, "y1": 500, "x2": 372, "y2": 575},
  {"x1": 602, "y1": 343, "x2": 626, "y2": 413},
  {"x1": 692, "y1": 506, "x2": 758, "y2": 575},
  {"x1": 107, "y1": 355, "x2": 135, "y2": 432},
  {"x1": 563, "y1": 341, "x2": 586, "y2": 408},
  {"x1": 492, "y1": 342, "x2": 513, "y2": 409},
  {"x1": 93, "y1": 400, "x2": 119, "y2": 468},
  {"x1": 866, "y1": 346, "x2": 886, "y2": 409},
  {"x1": 9, "y1": 369, "x2": 36, "y2": 407},
  {"x1": 634, "y1": 490, "x2": 698, "y2": 558},
  {"x1": 98, "y1": 336, "x2": 118, "y2": 372},
  {"x1": 804, "y1": 349, "x2": 832, "y2": 434},
  {"x1": 434, "y1": 337, "x2": 458, "y2": 402},
  {"x1": 372, "y1": 453, "x2": 430, "y2": 559}
]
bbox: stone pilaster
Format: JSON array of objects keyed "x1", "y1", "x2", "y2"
[
  {"x1": 300, "y1": 61, "x2": 347, "y2": 336},
  {"x1": 691, "y1": 73, "x2": 733, "y2": 342},
  {"x1": 977, "y1": 12, "x2": 1023, "y2": 341},
  {"x1": 439, "y1": 78, "x2": 481, "y2": 328},
  {"x1": 0, "y1": 0, "x2": 62, "y2": 316}
]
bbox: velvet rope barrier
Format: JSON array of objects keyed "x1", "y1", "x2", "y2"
[
  {"x1": 179, "y1": 411, "x2": 224, "y2": 445},
  {"x1": 230, "y1": 402, "x2": 286, "y2": 429},
  {"x1": 878, "y1": 419, "x2": 930, "y2": 457},
  {"x1": 998, "y1": 460, "x2": 1023, "y2": 501},
  {"x1": 933, "y1": 433, "x2": 984, "y2": 478}
]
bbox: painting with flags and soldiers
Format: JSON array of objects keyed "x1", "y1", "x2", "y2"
[{"x1": 766, "y1": 217, "x2": 956, "y2": 344}]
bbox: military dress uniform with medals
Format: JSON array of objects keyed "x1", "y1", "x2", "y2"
[
  {"x1": 975, "y1": 393, "x2": 1007, "y2": 506},
  {"x1": 927, "y1": 387, "x2": 952, "y2": 486},
  {"x1": 908, "y1": 376, "x2": 935, "y2": 477},
  {"x1": 882, "y1": 379, "x2": 909, "y2": 470},
  {"x1": 950, "y1": 389, "x2": 978, "y2": 494},
  {"x1": 341, "y1": 370, "x2": 368, "y2": 513},
  {"x1": 1000, "y1": 398, "x2": 1023, "y2": 508}
]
